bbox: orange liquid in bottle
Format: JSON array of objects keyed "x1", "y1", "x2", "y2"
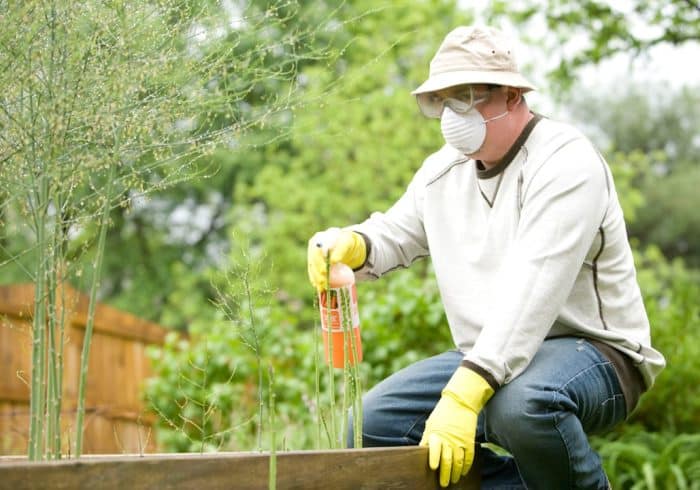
[{"x1": 319, "y1": 263, "x2": 363, "y2": 368}]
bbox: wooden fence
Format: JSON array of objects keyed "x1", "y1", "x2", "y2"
[{"x1": 0, "y1": 283, "x2": 167, "y2": 455}]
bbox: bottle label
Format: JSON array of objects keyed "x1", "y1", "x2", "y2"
[
  {"x1": 319, "y1": 284, "x2": 359, "y2": 332},
  {"x1": 319, "y1": 283, "x2": 362, "y2": 367}
]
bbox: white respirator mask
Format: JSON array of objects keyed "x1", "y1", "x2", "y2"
[{"x1": 440, "y1": 106, "x2": 508, "y2": 155}]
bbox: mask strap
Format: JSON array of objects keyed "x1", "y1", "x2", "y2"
[{"x1": 484, "y1": 110, "x2": 508, "y2": 124}]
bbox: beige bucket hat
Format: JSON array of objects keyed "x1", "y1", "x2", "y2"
[{"x1": 412, "y1": 26, "x2": 536, "y2": 95}]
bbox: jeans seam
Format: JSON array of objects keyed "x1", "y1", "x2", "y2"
[
  {"x1": 556, "y1": 360, "x2": 610, "y2": 394},
  {"x1": 552, "y1": 358, "x2": 620, "y2": 488},
  {"x1": 558, "y1": 359, "x2": 625, "y2": 408},
  {"x1": 601, "y1": 393, "x2": 625, "y2": 405},
  {"x1": 551, "y1": 388, "x2": 574, "y2": 488},
  {"x1": 552, "y1": 360, "x2": 605, "y2": 488}
]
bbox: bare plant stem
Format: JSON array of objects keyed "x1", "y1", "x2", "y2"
[
  {"x1": 347, "y1": 307, "x2": 363, "y2": 448},
  {"x1": 46, "y1": 258, "x2": 60, "y2": 458},
  {"x1": 313, "y1": 301, "x2": 322, "y2": 449},
  {"x1": 75, "y1": 160, "x2": 116, "y2": 457},
  {"x1": 45, "y1": 206, "x2": 68, "y2": 459},
  {"x1": 340, "y1": 286, "x2": 351, "y2": 449},
  {"x1": 55, "y1": 264, "x2": 67, "y2": 457},
  {"x1": 241, "y1": 265, "x2": 264, "y2": 451},
  {"x1": 324, "y1": 255, "x2": 336, "y2": 447},
  {"x1": 339, "y1": 285, "x2": 363, "y2": 448},
  {"x1": 28, "y1": 166, "x2": 48, "y2": 460},
  {"x1": 268, "y1": 366, "x2": 277, "y2": 490},
  {"x1": 198, "y1": 342, "x2": 210, "y2": 454}
]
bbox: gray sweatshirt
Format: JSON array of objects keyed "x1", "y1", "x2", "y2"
[{"x1": 351, "y1": 116, "x2": 665, "y2": 389}]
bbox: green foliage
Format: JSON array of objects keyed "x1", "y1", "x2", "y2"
[
  {"x1": 604, "y1": 150, "x2": 654, "y2": 224},
  {"x1": 567, "y1": 83, "x2": 700, "y2": 266},
  {"x1": 593, "y1": 426, "x2": 700, "y2": 489},
  {"x1": 0, "y1": 0, "x2": 355, "y2": 329},
  {"x1": 145, "y1": 242, "x2": 326, "y2": 451},
  {"x1": 587, "y1": 135, "x2": 700, "y2": 434},
  {"x1": 360, "y1": 267, "x2": 453, "y2": 382},
  {"x1": 142, "y1": 0, "x2": 700, "y2": 457},
  {"x1": 6, "y1": 0, "x2": 697, "y2": 462},
  {"x1": 0, "y1": 0, "x2": 234, "y2": 287},
  {"x1": 87, "y1": 0, "x2": 378, "y2": 327},
  {"x1": 569, "y1": 85, "x2": 700, "y2": 169},
  {"x1": 634, "y1": 166, "x2": 700, "y2": 266},
  {"x1": 0, "y1": 0, "x2": 250, "y2": 459},
  {"x1": 236, "y1": 0, "x2": 466, "y2": 316},
  {"x1": 146, "y1": 256, "x2": 456, "y2": 451},
  {"x1": 631, "y1": 247, "x2": 700, "y2": 433},
  {"x1": 146, "y1": 329, "x2": 246, "y2": 452},
  {"x1": 488, "y1": 0, "x2": 700, "y2": 92}
]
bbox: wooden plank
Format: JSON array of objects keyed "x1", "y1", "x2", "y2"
[
  {"x1": 0, "y1": 401, "x2": 30, "y2": 455},
  {"x1": 0, "y1": 284, "x2": 167, "y2": 344},
  {"x1": 0, "y1": 447, "x2": 480, "y2": 489},
  {"x1": 0, "y1": 317, "x2": 32, "y2": 404},
  {"x1": 0, "y1": 380, "x2": 30, "y2": 404},
  {"x1": 0, "y1": 284, "x2": 35, "y2": 318},
  {"x1": 71, "y1": 290, "x2": 167, "y2": 344}
]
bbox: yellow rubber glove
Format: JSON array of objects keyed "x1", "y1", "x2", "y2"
[
  {"x1": 307, "y1": 228, "x2": 366, "y2": 291},
  {"x1": 420, "y1": 367, "x2": 494, "y2": 488}
]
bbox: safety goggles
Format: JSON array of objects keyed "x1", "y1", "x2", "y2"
[{"x1": 415, "y1": 86, "x2": 492, "y2": 119}]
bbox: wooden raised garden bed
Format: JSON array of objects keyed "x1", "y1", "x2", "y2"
[{"x1": 0, "y1": 446, "x2": 479, "y2": 489}]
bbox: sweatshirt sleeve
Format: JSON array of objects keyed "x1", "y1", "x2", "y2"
[
  {"x1": 349, "y1": 166, "x2": 430, "y2": 280},
  {"x1": 464, "y1": 137, "x2": 610, "y2": 386}
]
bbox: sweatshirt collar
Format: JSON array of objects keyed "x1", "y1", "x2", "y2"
[{"x1": 476, "y1": 113, "x2": 542, "y2": 179}]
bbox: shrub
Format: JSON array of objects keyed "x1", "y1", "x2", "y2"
[
  {"x1": 594, "y1": 426, "x2": 700, "y2": 489},
  {"x1": 359, "y1": 265, "x2": 453, "y2": 386},
  {"x1": 631, "y1": 246, "x2": 700, "y2": 433}
]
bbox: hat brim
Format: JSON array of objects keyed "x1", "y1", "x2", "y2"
[{"x1": 411, "y1": 70, "x2": 536, "y2": 95}]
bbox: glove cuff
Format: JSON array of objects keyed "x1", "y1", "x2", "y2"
[
  {"x1": 333, "y1": 231, "x2": 367, "y2": 270},
  {"x1": 443, "y1": 367, "x2": 494, "y2": 412}
]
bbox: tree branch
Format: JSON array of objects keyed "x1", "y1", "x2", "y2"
[{"x1": 683, "y1": 0, "x2": 700, "y2": 13}]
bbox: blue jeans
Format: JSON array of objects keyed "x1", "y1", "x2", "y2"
[{"x1": 348, "y1": 337, "x2": 625, "y2": 489}]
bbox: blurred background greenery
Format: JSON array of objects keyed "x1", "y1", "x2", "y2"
[{"x1": 2, "y1": 0, "x2": 699, "y2": 486}]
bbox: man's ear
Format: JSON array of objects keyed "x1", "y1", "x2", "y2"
[{"x1": 505, "y1": 87, "x2": 523, "y2": 110}]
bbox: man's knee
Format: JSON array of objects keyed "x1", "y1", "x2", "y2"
[
  {"x1": 358, "y1": 391, "x2": 383, "y2": 439},
  {"x1": 484, "y1": 384, "x2": 562, "y2": 451},
  {"x1": 353, "y1": 390, "x2": 425, "y2": 447}
]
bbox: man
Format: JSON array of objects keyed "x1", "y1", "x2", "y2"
[{"x1": 307, "y1": 26, "x2": 665, "y2": 489}]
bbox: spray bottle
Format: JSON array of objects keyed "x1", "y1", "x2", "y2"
[{"x1": 319, "y1": 262, "x2": 363, "y2": 368}]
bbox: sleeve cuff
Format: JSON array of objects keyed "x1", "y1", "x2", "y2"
[{"x1": 460, "y1": 360, "x2": 500, "y2": 391}]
